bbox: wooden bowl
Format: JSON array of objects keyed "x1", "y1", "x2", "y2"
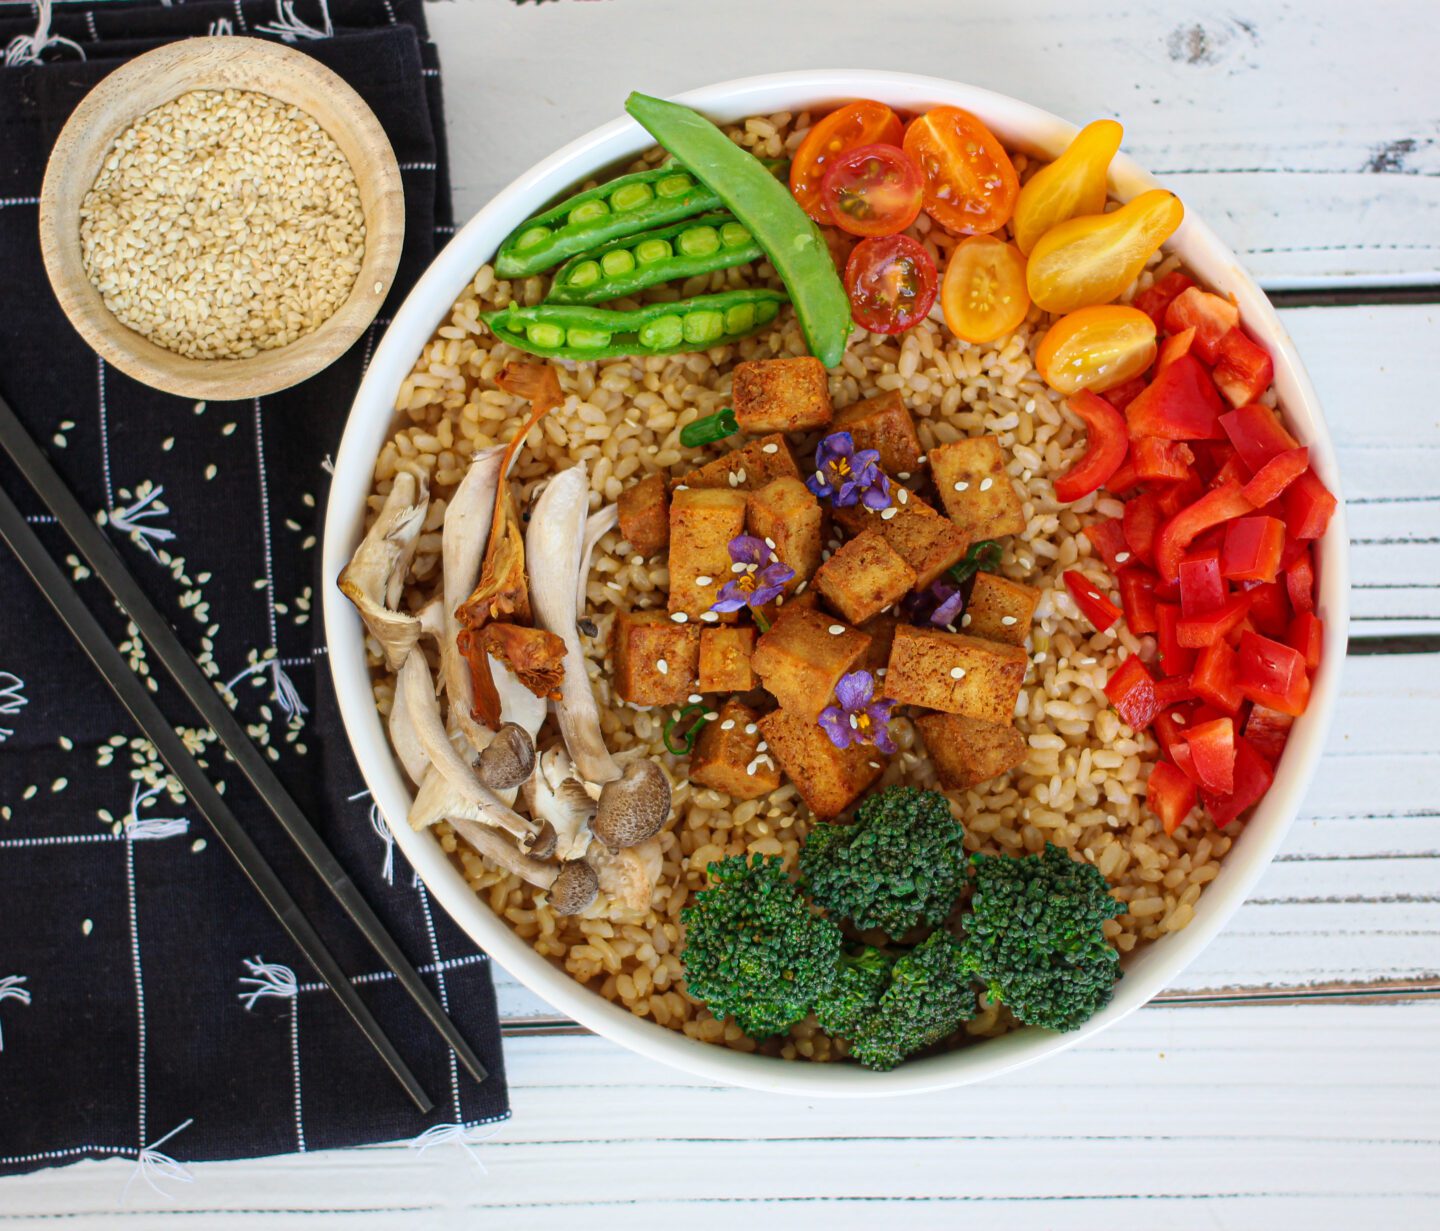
[{"x1": 38, "y1": 36, "x2": 404, "y2": 401}]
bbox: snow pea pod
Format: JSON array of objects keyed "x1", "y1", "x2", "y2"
[
  {"x1": 624, "y1": 92, "x2": 852, "y2": 368},
  {"x1": 482, "y1": 289, "x2": 788, "y2": 360},
  {"x1": 546, "y1": 213, "x2": 764, "y2": 304}
]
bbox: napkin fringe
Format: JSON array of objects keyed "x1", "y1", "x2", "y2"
[{"x1": 4, "y1": 0, "x2": 85, "y2": 67}]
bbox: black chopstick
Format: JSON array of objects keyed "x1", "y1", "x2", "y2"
[
  {"x1": 0, "y1": 391, "x2": 488, "y2": 1089},
  {"x1": 0, "y1": 484, "x2": 434, "y2": 1113}
]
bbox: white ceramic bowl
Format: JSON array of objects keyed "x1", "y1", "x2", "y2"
[{"x1": 323, "y1": 71, "x2": 1349, "y2": 1096}]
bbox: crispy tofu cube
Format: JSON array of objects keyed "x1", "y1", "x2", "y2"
[
  {"x1": 668, "y1": 487, "x2": 747, "y2": 620},
  {"x1": 813, "y1": 530, "x2": 916, "y2": 625},
  {"x1": 885, "y1": 626, "x2": 1026, "y2": 724},
  {"x1": 617, "y1": 473, "x2": 670, "y2": 557},
  {"x1": 963, "y1": 572, "x2": 1040, "y2": 646},
  {"x1": 690, "y1": 699, "x2": 780, "y2": 800},
  {"x1": 732, "y1": 357, "x2": 833, "y2": 434},
  {"x1": 834, "y1": 390, "x2": 923, "y2": 476},
  {"x1": 753, "y1": 586, "x2": 820, "y2": 629},
  {"x1": 930, "y1": 436, "x2": 1027, "y2": 542},
  {"x1": 835, "y1": 491, "x2": 968, "y2": 590},
  {"x1": 698, "y1": 626, "x2": 755, "y2": 693},
  {"x1": 611, "y1": 609, "x2": 700, "y2": 706},
  {"x1": 916, "y1": 712, "x2": 1027, "y2": 790},
  {"x1": 682, "y1": 434, "x2": 802, "y2": 492},
  {"x1": 746, "y1": 477, "x2": 825, "y2": 586},
  {"x1": 856, "y1": 611, "x2": 899, "y2": 676},
  {"x1": 751, "y1": 605, "x2": 871, "y2": 724},
  {"x1": 758, "y1": 708, "x2": 884, "y2": 819}
]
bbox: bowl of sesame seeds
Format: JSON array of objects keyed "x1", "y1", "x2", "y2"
[{"x1": 38, "y1": 35, "x2": 405, "y2": 400}]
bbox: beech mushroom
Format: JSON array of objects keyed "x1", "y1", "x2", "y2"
[
  {"x1": 587, "y1": 836, "x2": 663, "y2": 914},
  {"x1": 592, "y1": 759, "x2": 673, "y2": 850},
  {"x1": 477, "y1": 722, "x2": 536, "y2": 792},
  {"x1": 447, "y1": 816, "x2": 556, "y2": 886},
  {"x1": 549, "y1": 860, "x2": 600, "y2": 916},
  {"x1": 338, "y1": 470, "x2": 428, "y2": 670},
  {"x1": 521, "y1": 746, "x2": 597, "y2": 863}
]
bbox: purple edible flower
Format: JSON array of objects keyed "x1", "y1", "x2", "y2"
[
  {"x1": 710, "y1": 534, "x2": 795, "y2": 614},
  {"x1": 805, "y1": 431, "x2": 890, "y2": 510},
  {"x1": 905, "y1": 578, "x2": 966, "y2": 629},
  {"x1": 818, "y1": 670, "x2": 898, "y2": 755}
]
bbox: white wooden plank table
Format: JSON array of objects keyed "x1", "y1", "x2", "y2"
[{"x1": 5, "y1": 0, "x2": 1438, "y2": 1226}]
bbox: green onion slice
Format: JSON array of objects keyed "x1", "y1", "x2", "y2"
[
  {"x1": 949, "y1": 540, "x2": 1005, "y2": 586},
  {"x1": 663, "y1": 702, "x2": 710, "y2": 756},
  {"x1": 679, "y1": 408, "x2": 738, "y2": 448}
]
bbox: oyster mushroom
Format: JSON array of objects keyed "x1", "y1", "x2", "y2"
[
  {"x1": 549, "y1": 859, "x2": 600, "y2": 916},
  {"x1": 586, "y1": 836, "x2": 663, "y2": 915},
  {"x1": 447, "y1": 817, "x2": 556, "y2": 887},
  {"x1": 520, "y1": 745, "x2": 597, "y2": 863},
  {"x1": 477, "y1": 722, "x2": 536, "y2": 792},
  {"x1": 577, "y1": 505, "x2": 619, "y2": 612},
  {"x1": 386, "y1": 687, "x2": 429, "y2": 786},
  {"x1": 338, "y1": 470, "x2": 428, "y2": 670},
  {"x1": 592, "y1": 759, "x2": 673, "y2": 850},
  {"x1": 526, "y1": 464, "x2": 621, "y2": 785}
]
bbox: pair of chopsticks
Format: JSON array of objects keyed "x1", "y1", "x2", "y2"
[{"x1": 0, "y1": 391, "x2": 484, "y2": 1113}]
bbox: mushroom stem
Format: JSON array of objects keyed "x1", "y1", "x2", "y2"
[
  {"x1": 448, "y1": 817, "x2": 557, "y2": 889},
  {"x1": 578, "y1": 505, "x2": 619, "y2": 613},
  {"x1": 338, "y1": 470, "x2": 428, "y2": 670}
]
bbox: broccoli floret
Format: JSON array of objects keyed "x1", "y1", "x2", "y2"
[
  {"x1": 800, "y1": 786, "x2": 968, "y2": 936},
  {"x1": 680, "y1": 853, "x2": 842, "y2": 1040},
  {"x1": 847, "y1": 931, "x2": 975, "y2": 1071},
  {"x1": 956, "y1": 843, "x2": 1127, "y2": 1032},
  {"x1": 814, "y1": 945, "x2": 895, "y2": 1037}
]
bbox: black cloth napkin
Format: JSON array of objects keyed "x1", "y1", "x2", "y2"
[{"x1": 0, "y1": 0, "x2": 508, "y2": 1179}]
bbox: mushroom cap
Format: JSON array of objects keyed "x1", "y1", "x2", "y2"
[
  {"x1": 525, "y1": 819, "x2": 558, "y2": 861},
  {"x1": 592, "y1": 759, "x2": 672, "y2": 850},
  {"x1": 549, "y1": 859, "x2": 599, "y2": 915},
  {"x1": 478, "y1": 722, "x2": 537, "y2": 792}
]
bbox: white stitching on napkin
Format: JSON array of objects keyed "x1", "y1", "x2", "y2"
[
  {"x1": 238, "y1": 958, "x2": 305, "y2": 1152},
  {"x1": 122, "y1": 1119, "x2": 195, "y2": 1202},
  {"x1": 107, "y1": 485, "x2": 177, "y2": 561},
  {"x1": 4, "y1": 0, "x2": 85, "y2": 66},
  {"x1": 257, "y1": 0, "x2": 332, "y2": 42},
  {"x1": 0, "y1": 671, "x2": 26, "y2": 743},
  {"x1": 0, "y1": 976, "x2": 31, "y2": 1051}
]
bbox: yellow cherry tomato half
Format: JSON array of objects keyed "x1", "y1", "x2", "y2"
[
  {"x1": 1012, "y1": 119, "x2": 1123, "y2": 255},
  {"x1": 1035, "y1": 305, "x2": 1158, "y2": 394},
  {"x1": 941, "y1": 235, "x2": 1031, "y2": 344},
  {"x1": 1026, "y1": 189, "x2": 1185, "y2": 315}
]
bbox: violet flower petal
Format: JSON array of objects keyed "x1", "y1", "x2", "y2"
[
  {"x1": 817, "y1": 705, "x2": 854, "y2": 750},
  {"x1": 728, "y1": 535, "x2": 769, "y2": 567},
  {"x1": 834, "y1": 669, "x2": 874, "y2": 712}
]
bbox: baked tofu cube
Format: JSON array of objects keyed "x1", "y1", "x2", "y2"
[
  {"x1": 856, "y1": 611, "x2": 899, "y2": 676},
  {"x1": 813, "y1": 530, "x2": 916, "y2": 625},
  {"x1": 751, "y1": 605, "x2": 871, "y2": 724},
  {"x1": 690, "y1": 699, "x2": 781, "y2": 800},
  {"x1": 611, "y1": 609, "x2": 700, "y2": 706},
  {"x1": 930, "y1": 436, "x2": 1027, "y2": 542},
  {"x1": 682, "y1": 434, "x2": 802, "y2": 492},
  {"x1": 617, "y1": 473, "x2": 670, "y2": 557},
  {"x1": 746, "y1": 477, "x2": 826, "y2": 586},
  {"x1": 698, "y1": 626, "x2": 756, "y2": 693},
  {"x1": 885, "y1": 626, "x2": 1027, "y2": 724},
  {"x1": 916, "y1": 712, "x2": 1028, "y2": 791},
  {"x1": 668, "y1": 487, "x2": 747, "y2": 620},
  {"x1": 758, "y1": 708, "x2": 884, "y2": 819},
  {"x1": 835, "y1": 492, "x2": 969, "y2": 590},
  {"x1": 834, "y1": 390, "x2": 923, "y2": 476},
  {"x1": 963, "y1": 572, "x2": 1040, "y2": 646},
  {"x1": 732, "y1": 357, "x2": 833, "y2": 433}
]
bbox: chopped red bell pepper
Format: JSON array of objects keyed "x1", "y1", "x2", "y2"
[
  {"x1": 1289, "y1": 611, "x2": 1323, "y2": 670},
  {"x1": 1219, "y1": 403, "x2": 1300, "y2": 473},
  {"x1": 1286, "y1": 546, "x2": 1315, "y2": 615},
  {"x1": 1178, "y1": 591, "x2": 1253, "y2": 648},
  {"x1": 1104, "y1": 456, "x2": 1143, "y2": 496},
  {"x1": 1154, "y1": 482, "x2": 1256, "y2": 582},
  {"x1": 1202, "y1": 736, "x2": 1275, "y2": 827},
  {"x1": 1155, "y1": 603, "x2": 1197, "y2": 677},
  {"x1": 1184, "y1": 716, "x2": 1236, "y2": 795},
  {"x1": 1282, "y1": 469, "x2": 1338, "y2": 540},
  {"x1": 1134, "y1": 271, "x2": 1196, "y2": 331},
  {"x1": 1242, "y1": 580, "x2": 1292, "y2": 638},
  {"x1": 1211, "y1": 328, "x2": 1275, "y2": 408},
  {"x1": 1152, "y1": 674, "x2": 1197, "y2": 709},
  {"x1": 1103, "y1": 374, "x2": 1149, "y2": 412},
  {"x1": 1117, "y1": 568, "x2": 1160, "y2": 634},
  {"x1": 1208, "y1": 449, "x2": 1251, "y2": 491},
  {"x1": 1236, "y1": 630, "x2": 1310, "y2": 716},
  {"x1": 1191, "y1": 637, "x2": 1243, "y2": 713},
  {"x1": 1123, "y1": 490, "x2": 1168, "y2": 567},
  {"x1": 1155, "y1": 326, "x2": 1196, "y2": 374},
  {"x1": 1063, "y1": 570, "x2": 1122, "y2": 632},
  {"x1": 1244, "y1": 704, "x2": 1294, "y2": 764},
  {"x1": 1221, "y1": 515, "x2": 1286, "y2": 583},
  {"x1": 1105, "y1": 656, "x2": 1161, "y2": 730},
  {"x1": 1147, "y1": 760, "x2": 1198, "y2": 835},
  {"x1": 1241, "y1": 446, "x2": 1309, "y2": 506},
  {"x1": 1126, "y1": 353, "x2": 1225, "y2": 441},
  {"x1": 1153, "y1": 704, "x2": 1196, "y2": 757},
  {"x1": 1132, "y1": 437, "x2": 1196, "y2": 482},
  {"x1": 1158, "y1": 473, "x2": 1206, "y2": 518},
  {"x1": 1054, "y1": 390, "x2": 1130, "y2": 503},
  {"x1": 1164, "y1": 288, "x2": 1240, "y2": 364},
  {"x1": 1178, "y1": 555, "x2": 1225, "y2": 615},
  {"x1": 1170, "y1": 741, "x2": 1204, "y2": 787},
  {"x1": 1083, "y1": 517, "x2": 1131, "y2": 571}
]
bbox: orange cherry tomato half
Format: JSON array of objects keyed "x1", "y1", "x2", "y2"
[
  {"x1": 902, "y1": 106, "x2": 1019, "y2": 236},
  {"x1": 940, "y1": 235, "x2": 1030, "y2": 344},
  {"x1": 845, "y1": 234, "x2": 938, "y2": 335},
  {"x1": 821, "y1": 143, "x2": 925, "y2": 237},
  {"x1": 790, "y1": 100, "x2": 904, "y2": 224},
  {"x1": 1035, "y1": 305, "x2": 1158, "y2": 394}
]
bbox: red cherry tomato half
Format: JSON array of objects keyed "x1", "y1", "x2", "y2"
[
  {"x1": 843, "y1": 234, "x2": 939, "y2": 335},
  {"x1": 820, "y1": 143, "x2": 925, "y2": 237},
  {"x1": 790, "y1": 100, "x2": 905, "y2": 224}
]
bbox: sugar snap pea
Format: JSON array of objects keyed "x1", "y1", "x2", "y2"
[
  {"x1": 546, "y1": 213, "x2": 764, "y2": 304},
  {"x1": 624, "y1": 92, "x2": 852, "y2": 369},
  {"x1": 495, "y1": 160, "x2": 784, "y2": 280},
  {"x1": 483, "y1": 289, "x2": 788, "y2": 361}
]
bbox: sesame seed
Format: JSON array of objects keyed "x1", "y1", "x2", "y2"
[
  {"x1": 631, "y1": 555, "x2": 645, "y2": 565},
  {"x1": 897, "y1": 488, "x2": 909, "y2": 504},
  {"x1": 675, "y1": 483, "x2": 689, "y2": 491},
  {"x1": 950, "y1": 667, "x2": 966, "y2": 680},
  {"x1": 869, "y1": 762, "x2": 881, "y2": 770},
  {"x1": 764, "y1": 537, "x2": 776, "y2": 549},
  {"x1": 656, "y1": 659, "x2": 668, "y2": 674},
  {"x1": 877, "y1": 668, "x2": 887, "y2": 677},
  {"x1": 745, "y1": 723, "x2": 758, "y2": 735},
  {"x1": 980, "y1": 477, "x2": 993, "y2": 491},
  {"x1": 828, "y1": 624, "x2": 845, "y2": 635},
  {"x1": 746, "y1": 759, "x2": 761, "y2": 775},
  {"x1": 721, "y1": 719, "x2": 736, "y2": 731},
  {"x1": 1115, "y1": 552, "x2": 1131, "y2": 563},
  {"x1": 162, "y1": 437, "x2": 175, "y2": 452},
  {"x1": 732, "y1": 562, "x2": 748, "y2": 574},
  {"x1": 59, "y1": 736, "x2": 74, "y2": 751},
  {"x1": 961, "y1": 613, "x2": 973, "y2": 626},
  {"x1": 1034, "y1": 651, "x2": 1048, "y2": 663},
  {"x1": 222, "y1": 422, "x2": 236, "y2": 436},
  {"x1": 701, "y1": 611, "x2": 720, "y2": 622},
  {"x1": 880, "y1": 507, "x2": 898, "y2": 520},
  {"x1": 897, "y1": 472, "x2": 911, "y2": 480},
  {"x1": 814, "y1": 470, "x2": 826, "y2": 484},
  {"x1": 696, "y1": 575, "x2": 713, "y2": 586},
  {"x1": 727, "y1": 472, "x2": 739, "y2": 486},
  {"x1": 735, "y1": 469, "x2": 747, "y2": 484},
  {"x1": 684, "y1": 695, "x2": 702, "y2": 706},
  {"x1": 849, "y1": 714, "x2": 859, "y2": 729},
  {"x1": 670, "y1": 612, "x2": 688, "y2": 623},
  {"x1": 917, "y1": 454, "x2": 927, "y2": 463},
  {"x1": 1001, "y1": 615, "x2": 1018, "y2": 626},
  {"x1": 52, "y1": 777, "x2": 68, "y2": 793},
  {"x1": 704, "y1": 711, "x2": 719, "y2": 721},
  {"x1": 82, "y1": 918, "x2": 93, "y2": 936},
  {"x1": 1173, "y1": 713, "x2": 1187, "y2": 725},
  {"x1": 762, "y1": 443, "x2": 779, "y2": 453},
  {"x1": 953, "y1": 480, "x2": 969, "y2": 492}
]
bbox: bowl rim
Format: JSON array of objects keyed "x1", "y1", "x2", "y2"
[
  {"x1": 38, "y1": 35, "x2": 404, "y2": 401},
  {"x1": 322, "y1": 69, "x2": 1350, "y2": 1096}
]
